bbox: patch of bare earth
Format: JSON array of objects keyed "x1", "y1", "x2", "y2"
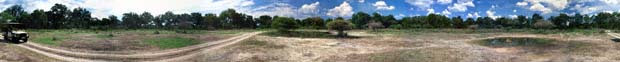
[
  {"x1": 0, "y1": 43, "x2": 62, "y2": 62},
  {"x1": 47, "y1": 32, "x2": 234, "y2": 54},
  {"x1": 185, "y1": 31, "x2": 620, "y2": 62}
]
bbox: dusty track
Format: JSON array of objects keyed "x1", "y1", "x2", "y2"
[
  {"x1": 606, "y1": 30, "x2": 620, "y2": 38},
  {"x1": 14, "y1": 31, "x2": 263, "y2": 62}
]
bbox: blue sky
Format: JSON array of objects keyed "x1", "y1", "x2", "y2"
[{"x1": 1, "y1": 0, "x2": 620, "y2": 19}]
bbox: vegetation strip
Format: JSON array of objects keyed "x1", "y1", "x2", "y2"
[{"x1": 14, "y1": 32, "x2": 262, "y2": 61}]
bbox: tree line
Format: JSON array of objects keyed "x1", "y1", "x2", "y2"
[{"x1": 1, "y1": 4, "x2": 620, "y2": 30}]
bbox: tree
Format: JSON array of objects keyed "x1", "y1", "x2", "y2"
[
  {"x1": 203, "y1": 13, "x2": 219, "y2": 29},
  {"x1": 219, "y1": 9, "x2": 243, "y2": 29},
  {"x1": 452, "y1": 16, "x2": 465, "y2": 28},
  {"x1": 351, "y1": 12, "x2": 371, "y2": 28},
  {"x1": 140, "y1": 12, "x2": 154, "y2": 28},
  {"x1": 257, "y1": 15, "x2": 272, "y2": 28},
  {"x1": 594, "y1": 12, "x2": 613, "y2": 29},
  {"x1": 271, "y1": 17, "x2": 298, "y2": 32},
  {"x1": 2, "y1": 5, "x2": 27, "y2": 24},
  {"x1": 68, "y1": 7, "x2": 92, "y2": 28},
  {"x1": 465, "y1": 18, "x2": 475, "y2": 27},
  {"x1": 30, "y1": 9, "x2": 48, "y2": 29},
  {"x1": 530, "y1": 13, "x2": 543, "y2": 28},
  {"x1": 302, "y1": 17, "x2": 325, "y2": 29},
  {"x1": 327, "y1": 19, "x2": 354, "y2": 37},
  {"x1": 552, "y1": 13, "x2": 569, "y2": 29},
  {"x1": 427, "y1": 14, "x2": 451, "y2": 28},
  {"x1": 516, "y1": 15, "x2": 527, "y2": 28},
  {"x1": 190, "y1": 12, "x2": 203, "y2": 29},
  {"x1": 47, "y1": 4, "x2": 70, "y2": 29},
  {"x1": 381, "y1": 15, "x2": 398, "y2": 28},
  {"x1": 121, "y1": 12, "x2": 140, "y2": 29},
  {"x1": 158, "y1": 11, "x2": 175, "y2": 28}
]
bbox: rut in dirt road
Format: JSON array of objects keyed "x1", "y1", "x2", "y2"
[{"x1": 14, "y1": 32, "x2": 263, "y2": 62}]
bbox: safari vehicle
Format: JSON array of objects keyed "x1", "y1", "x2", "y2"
[{"x1": 1, "y1": 23, "x2": 28, "y2": 43}]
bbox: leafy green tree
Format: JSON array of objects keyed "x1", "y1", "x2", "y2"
[
  {"x1": 257, "y1": 15, "x2": 272, "y2": 28},
  {"x1": 465, "y1": 18, "x2": 475, "y2": 27},
  {"x1": 381, "y1": 15, "x2": 398, "y2": 28},
  {"x1": 30, "y1": 9, "x2": 48, "y2": 29},
  {"x1": 68, "y1": 7, "x2": 92, "y2": 28},
  {"x1": 452, "y1": 16, "x2": 465, "y2": 28},
  {"x1": 47, "y1": 4, "x2": 70, "y2": 29},
  {"x1": 140, "y1": 12, "x2": 154, "y2": 28},
  {"x1": 327, "y1": 19, "x2": 354, "y2": 37},
  {"x1": 351, "y1": 12, "x2": 371, "y2": 28},
  {"x1": 302, "y1": 17, "x2": 325, "y2": 29},
  {"x1": 427, "y1": 14, "x2": 451, "y2": 28},
  {"x1": 121, "y1": 12, "x2": 140, "y2": 29},
  {"x1": 530, "y1": 13, "x2": 543, "y2": 28},
  {"x1": 271, "y1": 17, "x2": 298, "y2": 32},
  {"x1": 219, "y1": 9, "x2": 243, "y2": 29},
  {"x1": 552, "y1": 13, "x2": 569, "y2": 29},
  {"x1": 516, "y1": 15, "x2": 527, "y2": 28},
  {"x1": 594, "y1": 12, "x2": 613, "y2": 29},
  {"x1": 190, "y1": 13, "x2": 203, "y2": 29},
  {"x1": 203, "y1": 13, "x2": 219, "y2": 29}
]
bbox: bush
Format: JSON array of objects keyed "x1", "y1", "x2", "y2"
[
  {"x1": 327, "y1": 19, "x2": 354, "y2": 37},
  {"x1": 533, "y1": 20, "x2": 556, "y2": 29},
  {"x1": 271, "y1": 17, "x2": 298, "y2": 32}
]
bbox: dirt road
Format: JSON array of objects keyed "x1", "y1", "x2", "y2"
[{"x1": 13, "y1": 31, "x2": 263, "y2": 62}]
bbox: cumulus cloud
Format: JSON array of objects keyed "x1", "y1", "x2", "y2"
[
  {"x1": 358, "y1": 0, "x2": 365, "y2": 3},
  {"x1": 516, "y1": 2, "x2": 528, "y2": 6},
  {"x1": 518, "y1": 0, "x2": 568, "y2": 14},
  {"x1": 529, "y1": 3, "x2": 553, "y2": 14},
  {"x1": 447, "y1": 0, "x2": 474, "y2": 12},
  {"x1": 438, "y1": 0, "x2": 453, "y2": 4},
  {"x1": 300, "y1": 2, "x2": 320, "y2": 14},
  {"x1": 486, "y1": 10, "x2": 500, "y2": 19},
  {"x1": 602, "y1": 0, "x2": 619, "y2": 5},
  {"x1": 466, "y1": 12, "x2": 479, "y2": 18},
  {"x1": 373, "y1": 1, "x2": 395, "y2": 10},
  {"x1": 509, "y1": 15, "x2": 518, "y2": 18},
  {"x1": 406, "y1": 0, "x2": 434, "y2": 9},
  {"x1": 427, "y1": 8, "x2": 435, "y2": 14},
  {"x1": 327, "y1": 2, "x2": 354, "y2": 17},
  {"x1": 442, "y1": 9, "x2": 451, "y2": 15}
]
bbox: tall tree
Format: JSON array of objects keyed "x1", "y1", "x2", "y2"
[
  {"x1": 302, "y1": 17, "x2": 325, "y2": 29},
  {"x1": 552, "y1": 13, "x2": 570, "y2": 29},
  {"x1": 121, "y1": 12, "x2": 140, "y2": 29},
  {"x1": 140, "y1": 12, "x2": 154, "y2": 28},
  {"x1": 257, "y1": 15, "x2": 272, "y2": 28},
  {"x1": 203, "y1": 13, "x2": 219, "y2": 29},
  {"x1": 351, "y1": 12, "x2": 371, "y2": 28},
  {"x1": 68, "y1": 7, "x2": 92, "y2": 28},
  {"x1": 465, "y1": 18, "x2": 475, "y2": 27},
  {"x1": 452, "y1": 16, "x2": 465, "y2": 28},
  {"x1": 219, "y1": 9, "x2": 242, "y2": 29},
  {"x1": 47, "y1": 4, "x2": 70, "y2": 29},
  {"x1": 516, "y1": 15, "x2": 527, "y2": 28},
  {"x1": 30, "y1": 9, "x2": 48, "y2": 29},
  {"x1": 271, "y1": 17, "x2": 298, "y2": 32},
  {"x1": 190, "y1": 12, "x2": 203, "y2": 29}
]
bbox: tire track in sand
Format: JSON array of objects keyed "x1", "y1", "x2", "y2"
[{"x1": 15, "y1": 31, "x2": 263, "y2": 62}]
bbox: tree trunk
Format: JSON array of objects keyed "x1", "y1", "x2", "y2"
[{"x1": 337, "y1": 30, "x2": 345, "y2": 37}]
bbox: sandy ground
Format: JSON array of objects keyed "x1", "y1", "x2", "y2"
[
  {"x1": 1, "y1": 30, "x2": 619, "y2": 62},
  {"x1": 189, "y1": 31, "x2": 620, "y2": 62}
]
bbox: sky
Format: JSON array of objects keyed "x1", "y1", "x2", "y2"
[{"x1": 1, "y1": 0, "x2": 620, "y2": 19}]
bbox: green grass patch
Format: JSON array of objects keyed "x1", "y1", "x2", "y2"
[
  {"x1": 144, "y1": 37, "x2": 199, "y2": 49},
  {"x1": 32, "y1": 37, "x2": 62, "y2": 46}
]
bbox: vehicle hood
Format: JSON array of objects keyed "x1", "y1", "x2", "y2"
[{"x1": 12, "y1": 31, "x2": 27, "y2": 34}]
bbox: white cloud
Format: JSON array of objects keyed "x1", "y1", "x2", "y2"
[
  {"x1": 513, "y1": 10, "x2": 517, "y2": 12},
  {"x1": 248, "y1": 3, "x2": 297, "y2": 18},
  {"x1": 327, "y1": 2, "x2": 354, "y2": 17},
  {"x1": 509, "y1": 15, "x2": 518, "y2": 18},
  {"x1": 516, "y1": 2, "x2": 528, "y2": 6},
  {"x1": 427, "y1": 8, "x2": 435, "y2": 14},
  {"x1": 300, "y1": 2, "x2": 320, "y2": 14},
  {"x1": 466, "y1": 12, "x2": 479, "y2": 18},
  {"x1": 602, "y1": 0, "x2": 619, "y2": 5},
  {"x1": 486, "y1": 10, "x2": 500, "y2": 19},
  {"x1": 406, "y1": 0, "x2": 434, "y2": 9},
  {"x1": 529, "y1": 3, "x2": 553, "y2": 14},
  {"x1": 373, "y1": 1, "x2": 395, "y2": 10},
  {"x1": 441, "y1": 9, "x2": 451, "y2": 15},
  {"x1": 358, "y1": 0, "x2": 365, "y2": 3},
  {"x1": 438, "y1": 0, "x2": 453, "y2": 4},
  {"x1": 447, "y1": 0, "x2": 474, "y2": 12}
]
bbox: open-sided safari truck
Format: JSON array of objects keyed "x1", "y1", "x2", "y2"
[{"x1": 1, "y1": 23, "x2": 28, "y2": 43}]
